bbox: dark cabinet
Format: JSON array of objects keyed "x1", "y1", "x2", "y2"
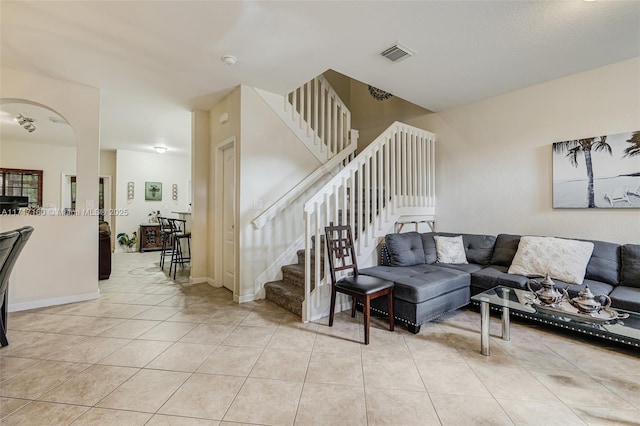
[{"x1": 139, "y1": 224, "x2": 162, "y2": 252}]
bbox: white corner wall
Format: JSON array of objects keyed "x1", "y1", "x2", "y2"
[
  {"x1": 114, "y1": 149, "x2": 191, "y2": 251},
  {"x1": 237, "y1": 86, "x2": 321, "y2": 300},
  {"x1": 407, "y1": 58, "x2": 640, "y2": 244},
  {"x1": 0, "y1": 67, "x2": 100, "y2": 311}
]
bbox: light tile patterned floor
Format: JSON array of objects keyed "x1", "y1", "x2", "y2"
[{"x1": 1, "y1": 252, "x2": 639, "y2": 425}]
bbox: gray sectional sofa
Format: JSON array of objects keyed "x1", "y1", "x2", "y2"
[{"x1": 359, "y1": 232, "x2": 640, "y2": 333}]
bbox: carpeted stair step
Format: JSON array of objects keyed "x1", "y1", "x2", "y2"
[
  {"x1": 281, "y1": 264, "x2": 305, "y2": 288},
  {"x1": 264, "y1": 280, "x2": 304, "y2": 317},
  {"x1": 296, "y1": 249, "x2": 325, "y2": 269}
]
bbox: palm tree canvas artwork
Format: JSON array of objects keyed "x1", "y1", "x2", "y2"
[{"x1": 553, "y1": 130, "x2": 640, "y2": 208}]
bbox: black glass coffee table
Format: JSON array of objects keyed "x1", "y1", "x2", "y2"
[{"x1": 470, "y1": 286, "x2": 640, "y2": 356}]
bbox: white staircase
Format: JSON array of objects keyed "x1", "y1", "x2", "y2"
[
  {"x1": 253, "y1": 74, "x2": 436, "y2": 323},
  {"x1": 303, "y1": 122, "x2": 436, "y2": 322}
]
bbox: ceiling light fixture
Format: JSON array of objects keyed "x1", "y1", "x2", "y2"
[
  {"x1": 15, "y1": 114, "x2": 36, "y2": 132},
  {"x1": 221, "y1": 55, "x2": 237, "y2": 65},
  {"x1": 154, "y1": 146, "x2": 168, "y2": 154}
]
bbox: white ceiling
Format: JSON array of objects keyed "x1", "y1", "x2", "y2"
[{"x1": 1, "y1": 1, "x2": 638, "y2": 155}]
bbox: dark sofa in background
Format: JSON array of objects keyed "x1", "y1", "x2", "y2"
[
  {"x1": 99, "y1": 221, "x2": 112, "y2": 280},
  {"x1": 359, "y1": 231, "x2": 640, "y2": 333}
]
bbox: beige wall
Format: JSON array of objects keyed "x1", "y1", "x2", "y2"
[
  {"x1": 407, "y1": 57, "x2": 640, "y2": 244},
  {"x1": 237, "y1": 86, "x2": 321, "y2": 300},
  {"x1": 1, "y1": 67, "x2": 100, "y2": 311},
  {"x1": 190, "y1": 110, "x2": 210, "y2": 281},
  {"x1": 114, "y1": 149, "x2": 191, "y2": 252},
  {"x1": 100, "y1": 149, "x2": 117, "y2": 248},
  {"x1": 323, "y1": 69, "x2": 431, "y2": 152},
  {"x1": 2, "y1": 140, "x2": 76, "y2": 208},
  {"x1": 208, "y1": 87, "x2": 241, "y2": 288}
]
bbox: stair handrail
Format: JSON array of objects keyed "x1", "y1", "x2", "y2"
[
  {"x1": 302, "y1": 121, "x2": 436, "y2": 322},
  {"x1": 252, "y1": 73, "x2": 357, "y2": 230},
  {"x1": 285, "y1": 74, "x2": 351, "y2": 160},
  {"x1": 252, "y1": 129, "x2": 358, "y2": 230}
]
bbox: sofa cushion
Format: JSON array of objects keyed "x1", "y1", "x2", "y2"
[
  {"x1": 490, "y1": 234, "x2": 521, "y2": 267},
  {"x1": 471, "y1": 265, "x2": 530, "y2": 292},
  {"x1": 434, "y1": 235, "x2": 468, "y2": 264},
  {"x1": 433, "y1": 263, "x2": 484, "y2": 274},
  {"x1": 385, "y1": 232, "x2": 425, "y2": 266},
  {"x1": 422, "y1": 232, "x2": 496, "y2": 265},
  {"x1": 421, "y1": 233, "x2": 437, "y2": 264},
  {"x1": 581, "y1": 239, "x2": 621, "y2": 286},
  {"x1": 620, "y1": 244, "x2": 640, "y2": 288},
  {"x1": 463, "y1": 234, "x2": 496, "y2": 265},
  {"x1": 508, "y1": 236, "x2": 594, "y2": 285},
  {"x1": 360, "y1": 264, "x2": 469, "y2": 304},
  {"x1": 608, "y1": 286, "x2": 640, "y2": 312}
]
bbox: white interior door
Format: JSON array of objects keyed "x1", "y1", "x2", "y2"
[{"x1": 222, "y1": 145, "x2": 235, "y2": 292}]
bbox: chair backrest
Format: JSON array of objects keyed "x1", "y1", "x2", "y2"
[
  {"x1": 0, "y1": 227, "x2": 34, "y2": 308},
  {"x1": 157, "y1": 216, "x2": 172, "y2": 231},
  {"x1": 166, "y1": 218, "x2": 186, "y2": 234},
  {"x1": 324, "y1": 225, "x2": 358, "y2": 284}
]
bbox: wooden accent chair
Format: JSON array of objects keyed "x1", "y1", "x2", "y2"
[{"x1": 324, "y1": 224, "x2": 394, "y2": 344}]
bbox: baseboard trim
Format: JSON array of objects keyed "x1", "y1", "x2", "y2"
[
  {"x1": 306, "y1": 298, "x2": 351, "y2": 323},
  {"x1": 234, "y1": 293, "x2": 256, "y2": 303},
  {"x1": 8, "y1": 292, "x2": 100, "y2": 313}
]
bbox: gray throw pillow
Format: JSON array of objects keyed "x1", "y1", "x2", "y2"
[
  {"x1": 385, "y1": 232, "x2": 426, "y2": 266},
  {"x1": 491, "y1": 234, "x2": 521, "y2": 267},
  {"x1": 579, "y1": 239, "x2": 621, "y2": 285},
  {"x1": 421, "y1": 232, "x2": 437, "y2": 264},
  {"x1": 621, "y1": 244, "x2": 640, "y2": 288}
]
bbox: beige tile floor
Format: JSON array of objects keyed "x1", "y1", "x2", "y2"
[{"x1": 1, "y1": 252, "x2": 639, "y2": 425}]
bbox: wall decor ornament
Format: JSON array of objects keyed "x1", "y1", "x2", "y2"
[
  {"x1": 368, "y1": 85, "x2": 393, "y2": 101},
  {"x1": 552, "y1": 130, "x2": 640, "y2": 209},
  {"x1": 127, "y1": 182, "x2": 134, "y2": 200},
  {"x1": 145, "y1": 182, "x2": 162, "y2": 201},
  {"x1": 172, "y1": 184, "x2": 178, "y2": 201}
]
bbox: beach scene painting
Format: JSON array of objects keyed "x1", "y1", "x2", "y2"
[{"x1": 553, "y1": 130, "x2": 640, "y2": 209}]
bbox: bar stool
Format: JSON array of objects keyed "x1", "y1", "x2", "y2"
[
  {"x1": 167, "y1": 218, "x2": 191, "y2": 279},
  {"x1": 157, "y1": 216, "x2": 174, "y2": 270}
]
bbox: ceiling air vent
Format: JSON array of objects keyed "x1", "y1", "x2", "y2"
[{"x1": 380, "y1": 43, "x2": 414, "y2": 63}]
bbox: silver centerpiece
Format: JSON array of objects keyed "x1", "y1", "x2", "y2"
[
  {"x1": 564, "y1": 285, "x2": 611, "y2": 314},
  {"x1": 527, "y1": 274, "x2": 563, "y2": 306}
]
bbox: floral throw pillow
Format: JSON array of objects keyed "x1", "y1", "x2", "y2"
[{"x1": 434, "y1": 235, "x2": 468, "y2": 264}]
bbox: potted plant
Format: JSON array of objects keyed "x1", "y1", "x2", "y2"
[{"x1": 116, "y1": 231, "x2": 138, "y2": 252}]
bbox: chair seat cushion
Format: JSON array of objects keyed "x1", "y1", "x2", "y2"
[{"x1": 336, "y1": 274, "x2": 393, "y2": 295}]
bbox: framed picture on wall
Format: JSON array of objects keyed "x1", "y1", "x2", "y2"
[
  {"x1": 552, "y1": 130, "x2": 640, "y2": 209},
  {"x1": 145, "y1": 182, "x2": 162, "y2": 201}
]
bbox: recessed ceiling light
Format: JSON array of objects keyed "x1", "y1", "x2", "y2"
[
  {"x1": 221, "y1": 55, "x2": 237, "y2": 65},
  {"x1": 154, "y1": 146, "x2": 168, "y2": 154}
]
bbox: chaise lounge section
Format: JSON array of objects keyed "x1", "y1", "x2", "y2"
[{"x1": 359, "y1": 231, "x2": 640, "y2": 333}]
